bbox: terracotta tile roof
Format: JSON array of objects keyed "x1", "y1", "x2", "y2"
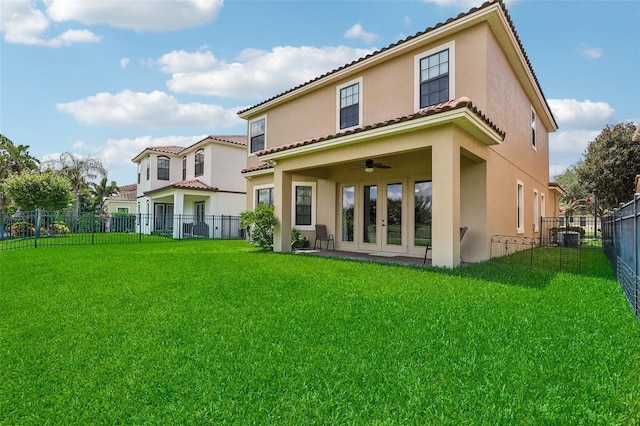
[
  {"x1": 169, "y1": 179, "x2": 218, "y2": 191},
  {"x1": 132, "y1": 135, "x2": 246, "y2": 161},
  {"x1": 118, "y1": 183, "x2": 137, "y2": 192},
  {"x1": 147, "y1": 146, "x2": 185, "y2": 155},
  {"x1": 237, "y1": 0, "x2": 555, "y2": 129},
  {"x1": 548, "y1": 181, "x2": 567, "y2": 195},
  {"x1": 107, "y1": 191, "x2": 136, "y2": 202},
  {"x1": 211, "y1": 135, "x2": 247, "y2": 146},
  {"x1": 241, "y1": 162, "x2": 275, "y2": 174},
  {"x1": 253, "y1": 97, "x2": 504, "y2": 157}
]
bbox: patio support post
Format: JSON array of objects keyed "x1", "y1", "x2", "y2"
[
  {"x1": 431, "y1": 140, "x2": 461, "y2": 268},
  {"x1": 273, "y1": 168, "x2": 292, "y2": 252},
  {"x1": 173, "y1": 192, "x2": 185, "y2": 239}
]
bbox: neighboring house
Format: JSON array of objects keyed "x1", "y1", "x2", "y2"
[
  {"x1": 132, "y1": 135, "x2": 247, "y2": 238},
  {"x1": 104, "y1": 183, "x2": 137, "y2": 215},
  {"x1": 239, "y1": 0, "x2": 561, "y2": 267}
]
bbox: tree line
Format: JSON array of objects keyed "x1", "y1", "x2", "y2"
[
  {"x1": 0, "y1": 134, "x2": 119, "y2": 214},
  {"x1": 554, "y1": 122, "x2": 639, "y2": 216},
  {"x1": 2, "y1": 121, "x2": 638, "y2": 216}
]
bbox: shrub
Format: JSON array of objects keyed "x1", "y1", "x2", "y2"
[
  {"x1": 291, "y1": 227, "x2": 310, "y2": 249},
  {"x1": 240, "y1": 204, "x2": 278, "y2": 250},
  {"x1": 11, "y1": 221, "x2": 35, "y2": 238},
  {"x1": 46, "y1": 223, "x2": 70, "y2": 236}
]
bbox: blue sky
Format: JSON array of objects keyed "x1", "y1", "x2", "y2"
[{"x1": 1, "y1": 0, "x2": 638, "y2": 185}]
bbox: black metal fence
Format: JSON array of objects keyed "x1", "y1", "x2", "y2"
[
  {"x1": 602, "y1": 195, "x2": 640, "y2": 323},
  {"x1": 490, "y1": 216, "x2": 607, "y2": 277},
  {"x1": 0, "y1": 210, "x2": 244, "y2": 251}
]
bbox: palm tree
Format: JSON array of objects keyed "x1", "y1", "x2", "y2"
[
  {"x1": 0, "y1": 134, "x2": 40, "y2": 211},
  {"x1": 41, "y1": 152, "x2": 107, "y2": 216},
  {"x1": 90, "y1": 177, "x2": 119, "y2": 213}
]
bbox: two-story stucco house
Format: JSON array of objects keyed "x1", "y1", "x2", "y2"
[
  {"x1": 239, "y1": 0, "x2": 562, "y2": 267},
  {"x1": 132, "y1": 135, "x2": 247, "y2": 238},
  {"x1": 104, "y1": 184, "x2": 137, "y2": 215}
]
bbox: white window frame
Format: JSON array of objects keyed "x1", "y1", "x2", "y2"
[
  {"x1": 541, "y1": 193, "x2": 546, "y2": 218},
  {"x1": 253, "y1": 183, "x2": 275, "y2": 207},
  {"x1": 414, "y1": 40, "x2": 456, "y2": 112},
  {"x1": 291, "y1": 181, "x2": 316, "y2": 231},
  {"x1": 531, "y1": 107, "x2": 537, "y2": 151},
  {"x1": 336, "y1": 76, "x2": 363, "y2": 132},
  {"x1": 533, "y1": 189, "x2": 539, "y2": 232},
  {"x1": 248, "y1": 115, "x2": 267, "y2": 155},
  {"x1": 517, "y1": 180, "x2": 524, "y2": 234}
]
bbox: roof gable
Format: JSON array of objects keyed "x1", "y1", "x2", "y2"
[
  {"x1": 132, "y1": 135, "x2": 246, "y2": 162},
  {"x1": 237, "y1": 0, "x2": 556, "y2": 130}
]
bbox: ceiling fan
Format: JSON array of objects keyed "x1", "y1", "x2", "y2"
[{"x1": 360, "y1": 158, "x2": 391, "y2": 173}]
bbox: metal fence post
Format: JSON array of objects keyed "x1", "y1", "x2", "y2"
[
  {"x1": 34, "y1": 209, "x2": 40, "y2": 248},
  {"x1": 635, "y1": 194, "x2": 639, "y2": 320}
]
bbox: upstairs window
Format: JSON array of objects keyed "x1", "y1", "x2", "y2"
[
  {"x1": 336, "y1": 77, "x2": 363, "y2": 131},
  {"x1": 195, "y1": 149, "x2": 204, "y2": 176},
  {"x1": 182, "y1": 156, "x2": 187, "y2": 180},
  {"x1": 531, "y1": 108, "x2": 537, "y2": 150},
  {"x1": 250, "y1": 117, "x2": 266, "y2": 153},
  {"x1": 414, "y1": 41, "x2": 455, "y2": 111},
  {"x1": 420, "y1": 50, "x2": 449, "y2": 108},
  {"x1": 146, "y1": 155, "x2": 150, "y2": 180},
  {"x1": 157, "y1": 156, "x2": 170, "y2": 181}
]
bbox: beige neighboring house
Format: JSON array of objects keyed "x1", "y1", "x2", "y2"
[
  {"x1": 132, "y1": 135, "x2": 247, "y2": 238},
  {"x1": 104, "y1": 184, "x2": 137, "y2": 215},
  {"x1": 239, "y1": 0, "x2": 563, "y2": 267}
]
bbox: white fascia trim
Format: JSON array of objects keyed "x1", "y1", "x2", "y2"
[{"x1": 242, "y1": 167, "x2": 274, "y2": 180}]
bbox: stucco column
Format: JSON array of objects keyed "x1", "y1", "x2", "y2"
[
  {"x1": 172, "y1": 192, "x2": 185, "y2": 239},
  {"x1": 431, "y1": 140, "x2": 461, "y2": 268},
  {"x1": 273, "y1": 168, "x2": 292, "y2": 252}
]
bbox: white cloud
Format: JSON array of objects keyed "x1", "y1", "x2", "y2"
[
  {"x1": 120, "y1": 58, "x2": 131, "y2": 69},
  {"x1": 548, "y1": 98, "x2": 614, "y2": 129},
  {"x1": 46, "y1": 0, "x2": 223, "y2": 32},
  {"x1": 46, "y1": 29, "x2": 101, "y2": 47},
  {"x1": 546, "y1": 98, "x2": 615, "y2": 180},
  {"x1": 1, "y1": 0, "x2": 221, "y2": 46},
  {"x1": 0, "y1": 0, "x2": 49, "y2": 45},
  {"x1": 579, "y1": 44, "x2": 603, "y2": 59},
  {"x1": 56, "y1": 90, "x2": 244, "y2": 129},
  {"x1": 0, "y1": 0, "x2": 99, "y2": 46},
  {"x1": 157, "y1": 50, "x2": 220, "y2": 73},
  {"x1": 163, "y1": 46, "x2": 375, "y2": 99},
  {"x1": 344, "y1": 23, "x2": 378, "y2": 44}
]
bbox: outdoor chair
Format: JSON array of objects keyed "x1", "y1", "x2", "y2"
[
  {"x1": 313, "y1": 224, "x2": 335, "y2": 250},
  {"x1": 423, "y1": 226, "x2": 468, "y2": 264}
]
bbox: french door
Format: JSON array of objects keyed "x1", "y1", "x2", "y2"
[
  {"x1": 357, "y1": 181, "x2": 406, "y2": 253},
  {"x1": 154, "y1": 203, "x2": 174, "y2": 231}
]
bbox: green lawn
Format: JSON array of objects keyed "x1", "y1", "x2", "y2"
[{"x1": 1, "y1": 240, "x2": 639, "y2": 424}]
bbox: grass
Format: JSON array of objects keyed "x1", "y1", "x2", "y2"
[{"x1": 1, "y1": 240, "x2": 639, "y2": 424}]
